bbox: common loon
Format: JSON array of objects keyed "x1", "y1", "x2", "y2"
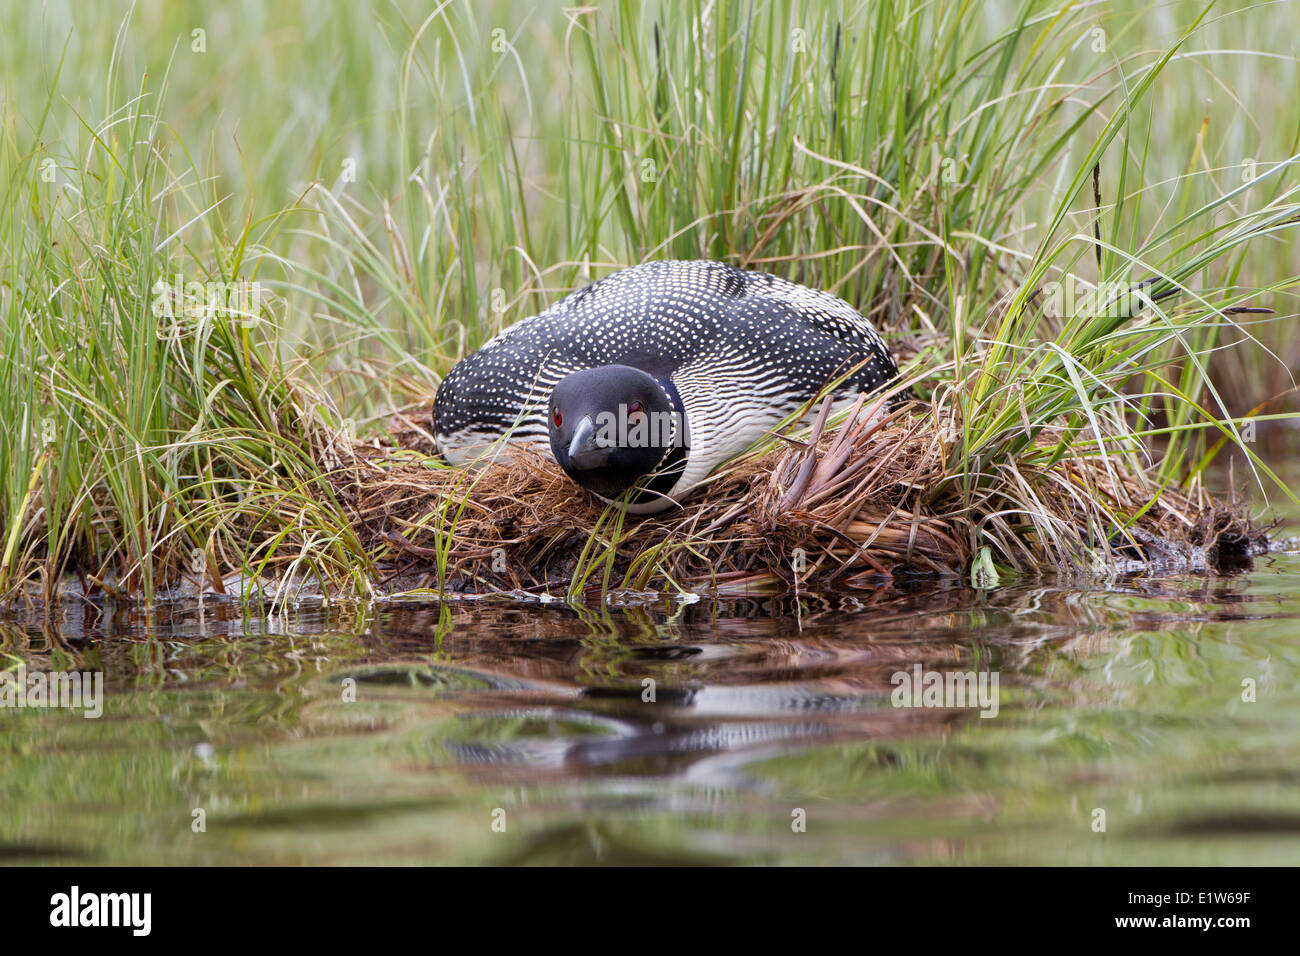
[{"x1": 433, "y1": 259, "x2": 900, "y2": 512}]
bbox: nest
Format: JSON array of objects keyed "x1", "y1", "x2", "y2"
[{"x1": 324, "y1": 394, "x2": 1272, "y2": 597}]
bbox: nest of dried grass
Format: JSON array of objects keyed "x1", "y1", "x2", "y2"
[{"x1": 325, "y1": 393, "x2": 1271, "y2": 597}]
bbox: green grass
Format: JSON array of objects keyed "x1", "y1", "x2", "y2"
[{"x1": 1, "y1": 0, "x2": 1298, "y2": 604}]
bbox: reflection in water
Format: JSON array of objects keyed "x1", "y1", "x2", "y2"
[{"x1": 1, "y1": 558, "x2": 1299, "y2": 864}]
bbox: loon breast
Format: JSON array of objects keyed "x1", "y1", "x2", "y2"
[{"x1": 433, "y1": 260, "x2": 900, "y2": 510}]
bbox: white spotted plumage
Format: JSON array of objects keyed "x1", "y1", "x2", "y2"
[{"x1": 433, "y1": 260, "x2": 900, "y2": 510}]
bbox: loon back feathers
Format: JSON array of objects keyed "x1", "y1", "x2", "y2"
[{"x1": 433, "y1": 259, "x2": 900, "y2": 510}]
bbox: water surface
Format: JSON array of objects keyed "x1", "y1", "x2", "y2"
[{"x1": 3, "y1": 555, "x2": 1299, "y2": 865}]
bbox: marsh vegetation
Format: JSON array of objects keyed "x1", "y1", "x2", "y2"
[{"x1": 1, "y1": 0, "x2": 1297, "y2": 604}]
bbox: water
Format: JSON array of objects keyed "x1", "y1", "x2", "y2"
[{"x1": 3, "y1": 554, "x2": 1300, "y2": 865}]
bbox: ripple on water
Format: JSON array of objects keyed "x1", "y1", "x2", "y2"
[{"x1": 2, "y1": 557, "x2": 1300, "y2": 864}]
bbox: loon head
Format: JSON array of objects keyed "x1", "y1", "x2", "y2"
[{"x1": 548, "y1": 365, "x2": 683, "y2": 499}]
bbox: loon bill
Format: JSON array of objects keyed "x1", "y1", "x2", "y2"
[{"x1": 432, "y1": 259, "x2": 901, "y2": 513}]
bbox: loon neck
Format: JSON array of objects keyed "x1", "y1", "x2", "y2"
[{"x1": 622, "y1": 375, "x2": 689, "y2": 507}]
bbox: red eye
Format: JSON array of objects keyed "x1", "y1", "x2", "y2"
[{"x1": 553, "y1": 408, "x2": 563, "y2": 427}]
